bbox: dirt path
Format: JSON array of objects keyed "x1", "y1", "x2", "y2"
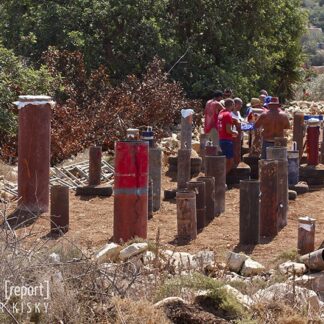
[{"x1": 12, "y1": 168, "x2": 324, "y2": 268}]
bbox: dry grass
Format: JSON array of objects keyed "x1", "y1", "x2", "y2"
[{"x1": 110, "y1": 297, "x2": 170, "y2": 324}]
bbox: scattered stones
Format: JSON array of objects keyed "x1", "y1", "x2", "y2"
[
  {"x1": 48, "y1": 252, "x2": 60, "y2": 264},
  {"x1": 119, "y1": 242, "x2": 148, "y2": 261},
  {"x1": 193, "y1": 250, "x2": 215, "y2": 267},
  {"x1": 278, "y1": 261, "x2": 307, "y2": 275},
  {"x1": 288, "y1": 189, "x2": 297, "y2": 200},
  {"x1": 95, "y1": 242, "x2": 121, "y2": 263},
  {"x1": 241, "y1": 259, "x2": 265, "y2": 276},
  {"x1": 142, "y1": 251, "x2": 156, "y2": 265},
  {"x1": 163, "y1": 251, "x2": 197, "y2": 270},
  {"x1": 226, "y1": 252, "x2": 249, "y2": 273},
  {"x1": 290, "y1": 182, "x2": 309, "y2": 195},
  {"x1": 154, "y1": 296, "x2": 187, "y2": 308},
  {"x1": 223, "y1": 284, "x2": 253, "y2": 309},
  {"x1": 295, "y1": 272, "x2": 324, "y2": 293},
  {"x1": 254, "y1": 283, "x2": 321, "y2": 312}
]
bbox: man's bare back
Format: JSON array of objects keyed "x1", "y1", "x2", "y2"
[{"x1": 255, "y1": 109, "x2": 290, "y2": 140}]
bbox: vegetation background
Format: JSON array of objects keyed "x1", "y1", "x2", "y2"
[{"x1": 0, "y1": 0, "x2": 313, "y2": 163}]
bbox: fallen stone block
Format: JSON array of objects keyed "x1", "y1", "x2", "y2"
[
  {"x1": 288, "y1": 189, "x2": 297, "y2": 200},
  {"x1": 295, "y1": 272, "x2": 324, "y2": 293},
  {"x1": 226, "y1": 252, "x2": 249, "y2": 273},
  {"x1": 95, "y1": 242, "x2": 121, "y2": 263},
  {"x1": 119, "y1": 242, "x2": 148, "y2": 261},
  {"x1": 278, "y1": 261, "x2": 307, "y2": 275},
  {"x1": 241, "y1": 258, "x2": 265, "y2": 276},
  {"x1": 223, "y1": 284, "x2": 253, "y2": 309}
]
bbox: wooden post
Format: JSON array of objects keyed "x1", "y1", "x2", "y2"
[
  {"x1": 240, "y1": 180, "x2": 260, "y2": 244},
  {"x1": 259, "y1": 159, "x2": 279, "y2": 238},
  {"x1": 177, "y1": 149, "x2": 191, "y2": 190},
  {"x1": 197, "y1": 176, "x2": 215, "y2": 222},
  {"x1": 267, "y1": 147, "x2": 288, "y2": 229},
  {"x1": 293, "y1": 112, "x2": 305, "y2": 160},
  {"x1": 298, "y1": 216, "x2": 315, "y2": 255},
  {"x1": 205, "y1": 155, "x2": 226, "y2": 215},
  {"x1": 51, "y1": 185, "x2": 69, "y2": 235},
  {"x1": 176, "y1": 190, "x2": 197, "y2": 241},
  {"x1": 188, "y1": 181, "x2": 206, "y2": 230},
  {"x1": 89, "y1": 146, "x2": 102, "y2": 186},
  {"x1": 181, "y1": 115, "x2": 193, "y2": 149}
]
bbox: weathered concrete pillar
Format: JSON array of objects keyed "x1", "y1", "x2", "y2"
[
  {"x1": 293, "y1": 112, "x2": 305, "y2": 160},
  {"x1": 205, "y1": 155, "x2": 226, "y2": 215},
  {"x1": 274, "y1": 137, "x2": 288, "y2": 147},
  {"x1": 205, "y1": 144, "x2": 218, "y2": 157},
  {"x1": 50, "y1": 185, "x2": 69, "y2": 235},
  {"x1": 188, "y1": 181, "x2": 206, "y2": 230},
  {"x1": 177, "y1": 149, "x2": 191, "y2": 190},
  {"x1": 239, "y1": 180, "x2": 260, "y2": 245},
  {"x1": 176, "y1": 190, "x2": 197, "y2": 241},
  {"x1": 149, "y1": 148, "x2": 162, "y2": 211},
  {"x1": 287, "y1": 151, "x2": 299, "y2": 186},
  {"x1": 259, "y1": 160, "x2": 279, "y2": 238},
  {"x1": 180, "y1": 113, "x2": 193, "y2": 149},
  {"x1": 320, "y1": 142, "x2": 324, "y2": 164},
  {"x1": 89, "y1": 146, "x2": 102, "y2": 186},
  {"x1": 267, "y1": 147, "x2": 288, "y2": 229},
  {"x1": 16, "y1": 95, "x2": 53, "y2": 213},
  {"x1": 197, "y1": 176, "x2": 215, "y2": 222},
  {"x1": 148, "y1": 179, "x2": 153, "y2": 219},
  {"x1": 298, "y1": 216, "x2": 315, "y2": 255}
]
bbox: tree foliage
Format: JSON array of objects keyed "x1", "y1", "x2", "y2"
[{"x1": 0, "y1": 0, "x2": 307, "y2": 100}]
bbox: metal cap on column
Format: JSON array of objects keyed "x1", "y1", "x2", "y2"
[
  {"x1": 259, "y1": 159, "x2": 279, "y2": 238},
  {"x1": 205, "y1": 155, "x2": 226, "y2": 215},
  {"x1": 187, "y1": 181, "x2": 206, "y2": 230},
  {"x1": 89, "y1": 146, "x2": 102, "y2": 186},
  {"x1": 114, "y1": 140, "x2": 148, "y2": 243},
  {"x1": 15, "y1": 95, "x2": 54, "y2": 213},
  {"x1": 239, "y1": 180, "x2": 260, "y2": 244}
]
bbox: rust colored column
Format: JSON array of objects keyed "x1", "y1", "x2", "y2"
[
  {"x1": 114, "y1": 141, "x2": 148, "y2": 243},
  {"x1": 320, "y1": 142, "x2": 324, "y2": 164},
  {"x1": 180, "y1": 112, "x2": 193, "y2": 149},
  {"x1": 205, "y1": 144, "x2": 218, "y2": 156},
  {"x1": 197, "y1": 176, "x2": 215, "y2": 222},
  {"x1": 200, "y1": 134, "x2": 208, "y2": 171},
  {"x1": 149, "y1": 148, "x2": 162, "y2": 211},
  {"x1": 50, "y1": 185, "x2": 69, "y2": 235},
  {"x1": 176, "y1": 190, "x2": 197, "y2": 241},
  {"x1": 205, "y1": 155, "x2": 226, "y2": 215},
  {"x1": 298, "y1": 216, "x2": 316, "y2": 255},
  {"x1": 188, "y1": 181, "x2": 206, "y2": 230},
  {"x1": 89, "y1": 146, "x2": 102, "y2": 186},
  {"x1": 177, "y1": 149, "x2": 191, "y2": 190},
  {"x1": 16, "y1": 95, "x2": 53, "y2": 213},
  {"x1": 259, "y1": 160, "x2": 279, "y2": 238},
  {"x1": 293, "y1": 112, "x2": 305, "y2": 160},
  {"x1": 148, "y1": 179, "x2": 153, "y2": 219},
  {"x1": 267, "y1": 147, "x2": 288, "y2": 229},
  {"x1": 274, "y1": 137, "x2": 288, "y2": 147},
  {"x1": 240, "y1": 180, "x2": 260, "y2": 245}
]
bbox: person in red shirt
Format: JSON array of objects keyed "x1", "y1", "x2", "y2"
[
  {"x1": 218, "y1": 98, "x2": 238, "y2": 174},
  {"x1": 204, "y1": 90, "x2": 223, "y2": 147}
]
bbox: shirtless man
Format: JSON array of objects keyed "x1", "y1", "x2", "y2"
[
  {"x1": 204, "y1": 90, "x2": 223, "y2": 147},
  {"x1": 254, "y1": 97, "x2": 290, "y2": 159}
]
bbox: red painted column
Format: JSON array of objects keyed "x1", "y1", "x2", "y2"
[
  {"x1": 114, "y1": 141, "x2": 148, "y2": 243},
  {"x1": 16, "y1": 96, "x2": 53, "y2": 213}
]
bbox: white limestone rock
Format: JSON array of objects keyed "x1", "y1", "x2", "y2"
[
  {"x1": 119, "y1": 242, "x2": 148, "y2": 261},
  {"x1": 279, "y1": 261, "x2": 307, "y2": 275},
  {"x1": 223, "y1": 284, "x2": 253, "y2": 309},
  {"x1": 241, "y1": 258, "x2": 265, "y2": 276},
  {"x1": 95, "y1": 243, "x2": 121, "y2": 263},
  {"x1": 226, "y1": 252, "x2": 249, "y2": 273}
]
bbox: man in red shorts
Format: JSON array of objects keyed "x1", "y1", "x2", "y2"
[{"x1": 218, "y1": 98, "x2": 238, "y2": 174}]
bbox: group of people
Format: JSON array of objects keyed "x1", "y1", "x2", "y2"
[{"x1": 204, "y1": 89, "x2": 290, "y2": 174}]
